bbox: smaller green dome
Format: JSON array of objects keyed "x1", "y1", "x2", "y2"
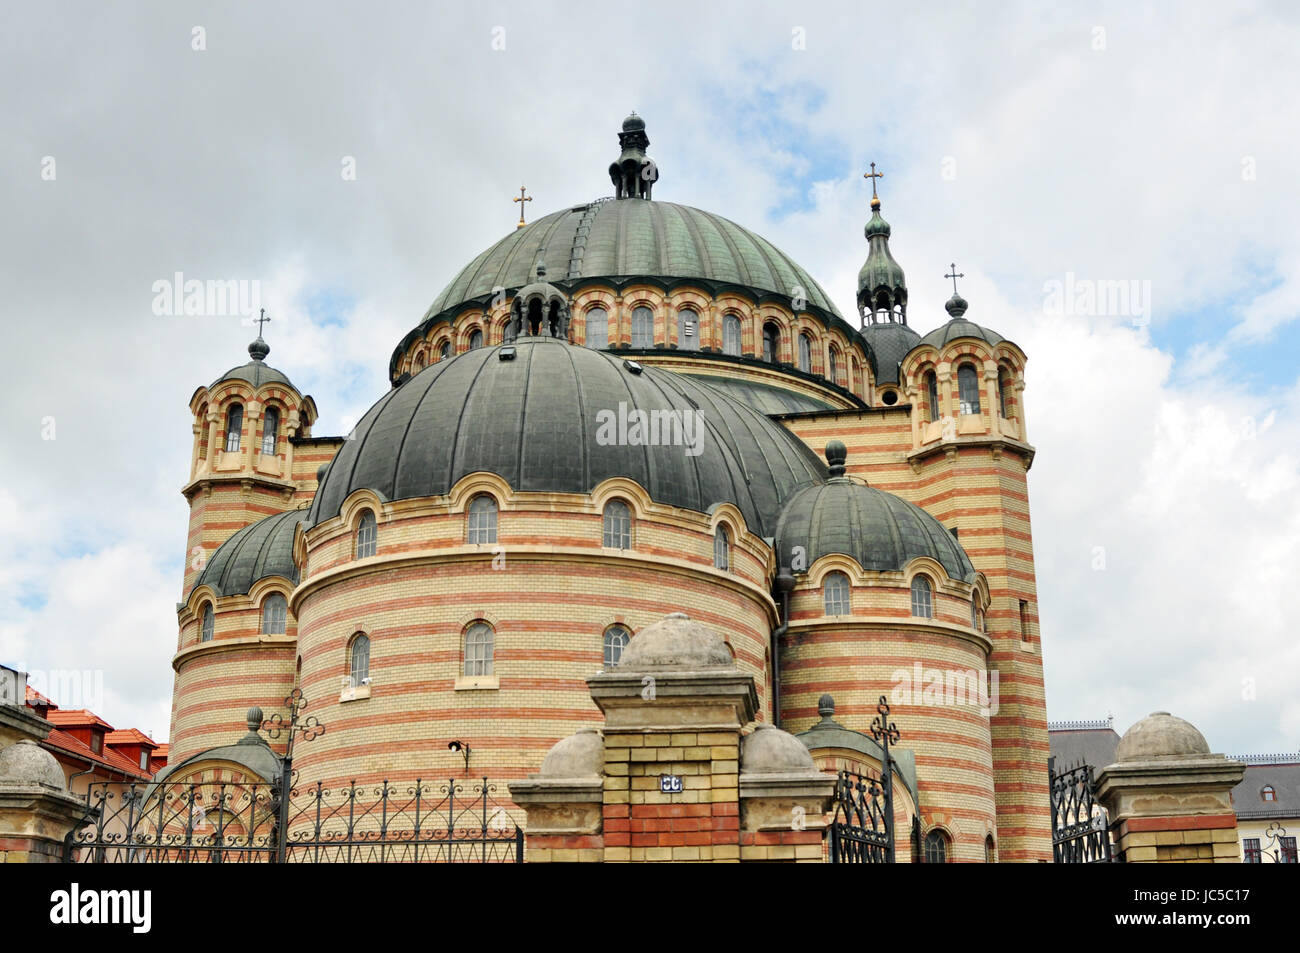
[
  {"x1": 213, "y1": 338, "x2": 295, "y2": 390},
  {"x1": 195, "y1": 510, "x2": 306, "y2": 597}
]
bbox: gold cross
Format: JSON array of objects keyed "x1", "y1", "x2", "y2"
[
  {"x1": 864, "y1": 162, "x2": 883, "y2": 200},
  {"x1": 513, "y1": 186, "x2": 532, "y2": 229}
]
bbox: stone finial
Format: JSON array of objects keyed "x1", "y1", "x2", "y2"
[
  {"x1": 246, "y1": 707, "x2": 264, "y2": 733},
  {"x1": 817, "y1": 693, "x2": 836, "y2": 719},
  {"x1": 824, "y1": 440, "x2": 847, "y2": 477},
  {"x1": 741, "y1": 723, "x2": 817, "y2": 774},
  {"x1": 616, "y1": 613, "x2": 735, "y2": 672},
  {"x1": 1115, "y1": 711, "x2": 1211, "y2": 762},
  {"x1": 0, "y1": 740, "x2": 66, "y2": 789}
]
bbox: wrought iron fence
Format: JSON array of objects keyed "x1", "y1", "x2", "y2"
[
  {"x1": 66, "y1": 776, "x2": 522, "y2": 864},
  {"x1": 1048, "y1": 761, "x2": 1115, "y2": 863},
  {"x1": 828, "y1": 768, "x2": 893, "y2": 863}
]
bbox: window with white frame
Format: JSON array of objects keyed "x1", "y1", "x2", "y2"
[
  {"x1": 349, "y1": 633, "x2": 370, "y2": 688},
  {"x1": 631, "y1": 306, "x2": 654, "y2": 348},
  {"x1": 464, "y1": 622, "x2": 494, "y2": 676},
  {"x1": 824, "y1": 571, "x2": 850, "y2": 616},
  {"x1": 958, "y1": 363, "x2": 981, "y2": 415},
  {"x1": 723, "y1": 315, "x2": 742, "y2": 356},
  {"x1": 603, "y1": 625, "x2": 631, "y2": 667},
  {"x1": 225, "y1": 404, "x2": 243, "y2": 452},
  {"x1": 602, "y1": 499, "x2": 632, "y2": 549},
  {"x1": 713, "y1": 525, "x2": 731, "y2": 571},
  {"x1": 586, "y1": 307, "x2": 608, "y2": 349},
  {"x1": 798, "y1": 333, "x2": 812, "y2": 373},
  {"x1": 261, "y1": 593, "x2": 287, "y2": 634},
  {"x1": 910, "y1": 575, "x2": 933, "y2": 618},
  {"x1": 467, "y1": 495, "x2": 498, "y2": 544},
  {"x1": 355, "y1": 510, "x2": 377, "y2": 559}
]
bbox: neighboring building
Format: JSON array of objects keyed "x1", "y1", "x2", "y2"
[
  {"x1": 25, "y1": 684, "x2": 163, "y2": 795},
  {"x1": 166, "y1": 114, "x2": 1051, "y2": 861},
  {"x1": 1049, "y1": 719, "x2": 1298, "y2": 863}
]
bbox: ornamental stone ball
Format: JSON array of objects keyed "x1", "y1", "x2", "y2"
[
  {"x1": 740, "y1": 723, "x2": 817, "y2": 774},
  {"x1": 246, "y1": 707, "x2": 264, "y2": 733},
  {"x1": 0, "y1": 739, "x2": 67, "y2": 789},
  {"x1": 538, "y1": 728, "x2": 604, "y2": 778},
  {"x1": 1115, "y1": 711, "x2": 1212, "y2": 762},
  {"x1": 616, "y1": 612, "x2": 736, "y2": 672}
]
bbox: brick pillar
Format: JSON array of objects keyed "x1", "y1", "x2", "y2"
[
  {"x1": 1095, "y1": 711, "x2": 1245, "y2": 864},
  {"x1": 0, "y1": 741, "x2": 88, "y2": 863},
  {"x1": 511, "y1": 612, "x2": 835, "y2": 863}
]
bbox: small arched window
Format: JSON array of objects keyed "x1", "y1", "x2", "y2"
[
  {"x1": 971, "y1": 597, "x2": 979, "y2": 630},
  {"x1": 824, "y1": 571, "x2": 850, "y2": 616},
  {"x1": 925, "y1": 371, "x2": 940, "y2": 423},
  {"x1": 1262, "y1": 785, "x2": 1277, "y2": 802},
  {"x1": 439, "y1": 341, "x2": 451, "y2": 361},
  {"x1": 723, "y1": 315, "x2": 742, "y2": 356},
  {"x1": 225, "y1": 404, "x2": 243, "y2": 453},
  {"x1": 829, "y1": 345, "x2": 844, "y2": 386},
  {"x1": 985, "y1": 835, "x2": 996, "y2": 864},
  {"x1": 348, "y1": 633, "x2": 370, "y2": 687},
  {"x1": 467, "y1": 495, "x2": 498, "y2": 544},
  {"x1": 586, "y1": 307, "x2": 608, "y2": 349},
  {"x1": 261, "y1": 406, "x2": 279, "y2": 456},
  {"x1": 677, "y1": 309, "x2": 697, "y2": 350},
  {"x1": 998, "y1": 366, "x2": 1014, "y2": 418},
  {"x1": 762, "y1": 322, "x2": 780, "y2": 363},
  {"x1": 631, "y1": 306, "x2": 654, "y2": 348},
  {"x1": 602, "y1": 499, "x2": 632, "y2": 550},
  {"x1": 958, "y1": 363, "x2": 981, "y2": 415},
  {"x1": 464, "y1": 622, "x2": 494, "y2": 677},
  {"x1": 798, "y1": 333, "x2": 812, "y2": 373},
  {"x1": 910, "y1": 575, "x2": 933, "y2": 618},
  {"x1": 713, "y1": 525, "x2": 731, "y2": 571},
  {"x1": 603, "y1": 625, "x2": 631, "y2": 667},
  {"x1": 355, "y1": 510, "x2": 377, "y2": 559},
  {"x1": 261, "y1": 593, "x2": 287, "y2": 634},
  {"x1": 469, "y1": 329, "x2": 484, "y2": 350},
  {"x1": 200, "y1": 603, "x2": 214, "y2": 643},
  {"x1": 924, "y1": 829, "x2": 949, "y2": 864}
]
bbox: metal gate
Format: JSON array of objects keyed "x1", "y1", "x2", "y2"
[
  {"x1": 827, "y1": 695, "x2": 901, "y2": 863},
  {"x1": 1048, "y1": 759, "x2": 1115, "y2": 863}
]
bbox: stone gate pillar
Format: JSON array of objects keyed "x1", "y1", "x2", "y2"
[
  {"x1": 0, "y1": 740, "x2": 88, "y2": 863},
  {"x1": 1095, "y1": 711, "x2": 1245, "y2": 864},
  {"x1": 510, "y1": 612, "x2": 835, "y2": 862}
]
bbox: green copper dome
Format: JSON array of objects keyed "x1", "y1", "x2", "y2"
[{"x1": 856, "y1": 199, "x2": 908, "y2": 319}]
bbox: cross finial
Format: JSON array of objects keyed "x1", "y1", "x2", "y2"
[
  {"x1": 256, "y1": 308, "x2": 271, "y2": 337},
  {"x1": 513, "y1": 186, "x2": 533, "y2": 229},
  {"x1": 945, "y1": 263, "x2": 965, "y2": 295},
  {"x1": 864, "y1": 162, "x2": 883, "y2": 200}
]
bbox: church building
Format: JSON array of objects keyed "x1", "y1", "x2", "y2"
[{"x1": 166, "y1": 114, "x2": 1050, "y2": 862}]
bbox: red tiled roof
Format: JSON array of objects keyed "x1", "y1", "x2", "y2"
[
  {"x1": 42, "y1": 728, "x2": 151, "y2": 780},
  {"x1": 47, "y1": 709, "x2": 115, "y2": 731},
  {"x1": 25, "y1": 684, "x2": 56, "y2": 708},
  {"x1": 105, "y1": 728, "x2": 158, "y2": 749}
]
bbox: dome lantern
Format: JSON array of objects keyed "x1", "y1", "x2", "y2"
[
  {"x1": 856, "y1": 163, "x2": 908, "y2": 326},
  {"x1": 609, "y1": 111, "x2": 658, "y2": 200}
]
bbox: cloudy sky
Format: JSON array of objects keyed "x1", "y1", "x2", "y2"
[{"x1": 2, "y1": 1, "x2": 1297, "y2": 755}]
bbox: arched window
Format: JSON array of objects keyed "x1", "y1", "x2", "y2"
[
  {"x1": 439, "y1": 341, "x2": 451, "y2": 361},
  {"x1": 998, "y1": 366, "x2": 1013, "y2": 418},
  {"x1": 467, "y1": 495, "x2": 498, "y2": 544},
  {"x1": 586, "y1": 307, "x2": 608, "y2": 349},
  {"x1": 723, "y1": 314, "x2": 742, "y2": 356},
  {"x1": 713, "y1": 525, "x2": 731, "y2": 571},
  {"x1": 200, "y1": 603, "x2": 214, "y2": 643},
  {"x1": 798, "y1": 333, "x2": 812, "y2": 373},
  {"x1": 631, "y1": 306, "x2": 654, "y2": 348},
  {"x1": 355, "y1": 510, "x2": 377, "y2": 559},
  {"x1": 762, "y1": 322, "x2": 780, "y2": 363},
  {"x1": 925, "y1": 370, "x2": 940, "y2": 423},
  {"x1": 602, "y1": 499, "x2": 632, "y2": 549},
  {"x1": 971, "y1": 597, "x2": 979, "y2": 630},
  {"x1": 464, "y1": 622, "x2": 494, "y2": 676},
  {"x1": 346, "y1": 633, "x2": 370, "y2": 687},
  {"x1": 225, "y1": 404, "x2": 243, "y2": 453},
  {"x1": 910, "y1": 575, "x2": 933, "y2": 618},
  {"x1": 985, "y1": 835, "x2": 996, "y2": 863},
  {"x1": 957, "y1": 363, "x2": 980, "y2": 415},
  {"x1": 829, "y1": 345, "x2": 844, "y2": 386},
  {"x1": 924, "y1": 829, "x2": 949, "y2": 864},
  {"x1": 1262, "y1": 785, "x2": 1277, "y2": 802},
  {"x1": 469, "y1": 329, "x2": 484, "y2": 350},
  {"x1": 677, "y1": 310, "x2": 697, "y2": 350},
  {"x1": 261, "y1": 406, "x2": 279, "y2": 456},
  {"x1": 603, "y1": 625, "x2": 631, "y2": 667},
  {"x1": 261, "y1": 593, "x2": 287, "y2": 634},
  {"x1": 824, "y1": 571, "x2": 850, "y2": 616}
]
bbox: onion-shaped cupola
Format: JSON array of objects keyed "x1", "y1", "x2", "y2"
[
  {"x1": 506, "y1": 261, "x2": 571, "y2": 341},
  {"x1": 856, "y1": 164, "x2": 908, "y2": 325},
  {"x1": 609, "y1": 111, "x2": 658, "y2": 200}
]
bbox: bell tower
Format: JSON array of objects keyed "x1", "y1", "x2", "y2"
[{"x1": 181, "y1": 327, "x2": 318, "y2": 599}]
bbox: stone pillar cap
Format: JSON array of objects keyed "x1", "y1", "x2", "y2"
[
  {"x1": 1116, "y1": 711, "x2": 1212, "y2": 761},
  {"x1": 0, "y1": 739, "x2": 67, "y2": 789}
]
